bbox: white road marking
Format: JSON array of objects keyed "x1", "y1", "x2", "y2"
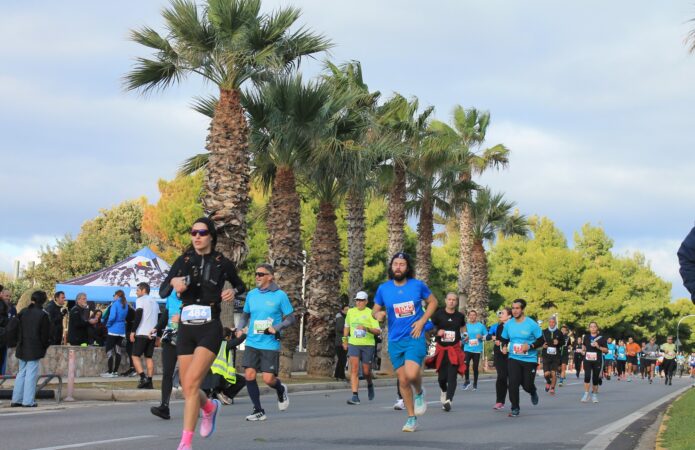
[
  {"x1": 30, "y1": 435, "x2": 157, "y2": 450},
  {"x1": 581, "y1": 385, "x2": 691, "y2": 450}
]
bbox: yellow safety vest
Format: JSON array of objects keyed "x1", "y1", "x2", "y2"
[{"x1": 210, "y1": 341, "x2": 237, "y2": 384}]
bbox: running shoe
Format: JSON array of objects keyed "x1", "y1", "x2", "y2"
[
  {"x1": 493, "y1": 403, "x2": 505, "y2": 410},
  {"x1": 530, "y1": 391, "x2": 539, "y2": 405},
  {"x1": 177, "y1": 442, "x2": 192, "y2": 450},
  {"x1": 368, "y1": 384, "x2": 375, "y2": 401},
  {"x1": 150, "y1": 404, "x2": 170, "y2": 420},
  {"x1": 347, "y1": 394, "x2": 360, "y2": 405},
  {"x1": 137, "y1": 378, "x2": 148, "y2": 389},
  {"x1": 472, "y1": 384, "x2": 477, "y2": 391},
  {"x1": 199, "y1": 399, "x2": 220, "y2": 438},
  {"x1": 278, "y1": 383, "x2": 289, "y2": 411},
  {"x1": 627, "y1": 377, "x2": 632, "y2": 382},
  {"x1": 393, "y1": 398, "x2": 405, "y2": 410},
  {"x1": 549, "y1": 387, "x2": 556, "y2": 395},
  {"x1": 461, "y1": 381, "x2": 471, "y2": 390},
  {"x1": 440, "y1": 390, "x2": 447, "y2": 404},
  {"x1": 100, "y1": 372, "x2": 114, "y2": 378},
  {"x1": 402, "y1": 416, "x2": 417, "y2": 432},
  {"x1": 509, "y1": 408, "x2": 520, "y2": 417},
  {"x1": 215, "y1": 391, "x2": 232, "y2": 405},
  {"x1": 442, "y1": 400, "x2": 451, "y2": 412},
  {"x1": 581, "y1": 392, "x2": 590, "y2": 402},
  {"x1": 414, "y1": 389, "x2": 427, "y2": 416},
  {"x1": 545, "y1": 383, "x2": 550, "y2": 392},
  {"x1": 669, "y1": 379, "x2": 672, "y2": 386},
  {"x1": 592, "y1": 393, "x2": 599, "y2": 403},
  {"x1": 649, "y1": 379, "x2": 653, "y2": 384},
  {"x1": 245, "y1": 408, "x2": 267, "y2": 421}
]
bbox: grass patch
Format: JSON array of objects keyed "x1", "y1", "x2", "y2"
[{"x1": 657, "y1": 387, "x2": 695, "y2": 450}]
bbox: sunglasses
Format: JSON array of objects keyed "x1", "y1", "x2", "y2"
[
  {"x1": 255, "y1": 272, "x2": 271, "y2": 277},
  {"x1": 190, "y1": 229, "x2": 210, "y2": 237}
]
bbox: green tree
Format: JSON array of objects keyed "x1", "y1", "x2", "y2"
[{"x1": 125, "y1": 0, "x2": 331, "y2": 265}]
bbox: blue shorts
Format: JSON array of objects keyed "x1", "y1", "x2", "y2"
[{"x1": 388, "y1": 336, "x2": 427, "y2": 370}]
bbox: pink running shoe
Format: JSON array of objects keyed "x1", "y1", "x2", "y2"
[
  {"x1": 177, "y1": 442, "x2": 192, "y2": 450},
  {"x1": 200, "y1": 399, "x2": 221, "y2": 438},
  {"x1": 493, "y1": 403, "x2": 505, "y2": 410}
]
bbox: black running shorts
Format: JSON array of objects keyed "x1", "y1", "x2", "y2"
[{"x1": 177, "y1": 319, "x2": 223, "y2": 356}]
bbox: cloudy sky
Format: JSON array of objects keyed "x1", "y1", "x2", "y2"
[{"x1": 1, "y1": 1, "x2": 694, "y2": 299}]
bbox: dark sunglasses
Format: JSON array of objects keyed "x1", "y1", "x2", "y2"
[
  {"x1": 190, "y1": 229, "x2": 210, "y2": 237},
  {"x1": 255, "y1": 272, "x2": 270, "y2": 277}
]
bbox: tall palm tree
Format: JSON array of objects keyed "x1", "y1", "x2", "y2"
[
  {"x1": 244, "y1": 75, "x2": 341, "y2": 378},
  {"x1": 125, "y1": 0, "x2": 331, "y2": 265},
  {"x1": 430, "y1": 107, "x2": 509, "y2": 313},
  {"x1": 468, "y1": 188, "x2": 528, "y2": 320}
]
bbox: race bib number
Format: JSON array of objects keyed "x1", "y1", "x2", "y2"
[
  {"x1": 354, "y1": 329, "x2": 367, "y2": 338},
  {"x1": 442, "y1": 331, "x2": 456, "y2": 343},
  {"x1": 253, "y1": 319, "x2": 273, "y2": 334},
  {"x1": 393, "y1": 301, "x2": 415, "y2": 318},
  {"x1": 512, "y1": 344, "x2": 528, "y2": 355},
  {"x1": 469, "y1": 338, "x2": 479, "y2": 347},
  {"x1": 575, "y1": 348, "x2": 583, "y2": 353},
  {"x1": 586, "y1": 352, "x2": 598, "y2": 361},
  {"x1": 547, "y1": 347, "x2": 557, "y2": 355},
  {"x1": 181, "y1": 305, "x2": 212, "y2": 324}
]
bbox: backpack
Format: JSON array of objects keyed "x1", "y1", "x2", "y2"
[
  {"x1": 3, "y1": 315, "x2": 21, "y2": 348},
  {"x1": 101, "y1": 304, "x2": 112, "y2": 324}
]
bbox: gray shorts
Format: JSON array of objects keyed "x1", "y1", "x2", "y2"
[
  {"x1": 347, "y1": 344, "x2": 375, "y2": 365},
  {"x1": 242, "y1": 346, "x2": 280, "y2": 375}
]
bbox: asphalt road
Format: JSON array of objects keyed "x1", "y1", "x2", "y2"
[{"x1": 1, "y1": 374, "x2": 692, "y2": 450}]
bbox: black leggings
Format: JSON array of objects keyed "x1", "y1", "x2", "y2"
[
  {"x1": 464, "y1": 352, "x2": 481, "y2": 385},
  {"x1": 105, "y1": 335, "x2": 123, "y2": 373},
  {"x1": 584, "y1": 359, "x2": 603, "y2": 386},
  {"x1": 616, "y1": 360, "x2": 626, "y2": 376},
  {"x1": 494, "y1": 352, "x2": 508, "y2": 404},
  {"x1": 507, "y1": 358, "x2": 537, "y2": 411},
  {"x1": 160, "y1": 341, "x2": 178, "y2": 407},
  {"x1": 662, "y1": 359, "x2": 676, "y2": 379},
  {"x1": 573, "y1": 353, "x2": 583, "y2": 377},
  {"x1": 437, "y1": 352, "x2": 459, "y2": 402}
]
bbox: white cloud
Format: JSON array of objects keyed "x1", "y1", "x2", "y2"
[{"x1": 0, "y1": 235, "x2": 57, "y2": 276}]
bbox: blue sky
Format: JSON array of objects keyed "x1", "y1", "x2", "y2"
[{"x1": 1, "y1": 1, "x2": 694, "y2": 299}]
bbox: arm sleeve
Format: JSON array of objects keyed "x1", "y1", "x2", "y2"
[
  {"x1": 678, "y1": 226, "x2": 695, "y2": 303},
  {"x1": 274, "y1": 314, "x2": 296, "y2": 332},
  {"x1": 159, "y1": 256, "x2": 185, "y2": 299},
  {"x1": 156, "y1": 309, "x2": 169, "y2": 333},
  {"x1": 236, "y1": 312, "x2": 250, "y2": 330},
  {"x1": 132, "y1": 309, "x2": 143, "y2": 333}
]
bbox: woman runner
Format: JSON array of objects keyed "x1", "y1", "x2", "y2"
[
  {"x1": 489, "y1": 307, "x2": 511, "y2": 410},
  {"x1": 580, "y1": 322, "x2": 608, "y2": 403}
]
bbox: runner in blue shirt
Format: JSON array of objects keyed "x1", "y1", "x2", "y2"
[
  {"x1": 462, "y1": 310, "x2": 487, "y2": 391},
  {"x1": 603, "y1": 338, "x2": 616, "y2": 380},
  {"x1": 500, "y1": 299, "x2": 543, "y2": 417},
  {"x1": 616, "y1": 339, "x2": 627, "y2": 381},
  {"x1": 373, "y1": 252, "x2": 438, "y2": 433}
]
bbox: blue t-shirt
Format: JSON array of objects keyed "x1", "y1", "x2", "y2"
[
  {"x1": 464, "y1": 322, "x2": 488, "y2": 353},
  {"x1": 374, "y1": 279, "x2": 432, "y2": 342},
  {"x1": 243, "y1": 288, "x2": 294, "y2": 351},
  {"x1": 165, "y1": 291, "x2": 183, "y2": 330},
  {"x1": 616, "y1": 345, "x2": 627, "y2": 361},
  {"x1": 501, "y1": 316, "x2": 542, "y2": 363},
  {"x1": 605, "y1": 342, "x2": 616, "y2": 360}
]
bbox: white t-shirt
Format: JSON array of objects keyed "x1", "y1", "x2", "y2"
[{"x1": 135, "y1": 295, "x2": 159, "y2": 336}]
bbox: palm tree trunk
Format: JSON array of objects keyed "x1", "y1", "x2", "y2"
[
  {"x1": 346, "y1": 189, "x2": 366, "y2": 301},
  {"x1": 202, "y1": 88, "x2": 251, "y2": 265},
  {"x1": 458, "y1": 172, "x2": 473, "y2": 313},
  {"x1": 267, "y1": 166, "x2": 305, "y2": 378},
  {"x1": 469, "y1": 240, "x2": 489, "y2": 322},
  {"x1": 415, "y1": 191, "x2": 434, "y2": 285},
  {"x1": 382, "y1": 161, "x2": 407, "y2": 375},
  {"x1": 306, "y1": 201, "x2": 343, "y2": 377}
]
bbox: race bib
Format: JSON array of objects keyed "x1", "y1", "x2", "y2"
[
  {"x1": 547, "y1": 347, "x2": 557, "y2": 355},
  {"x1": 512, "y1": 343, "x2": 528, "y2": 355},
  {"x1": 469, "y1": 338, "x2": 479, "y2": 347},
  {"x1": 181, "y1": 305, "x2": 212, "y2": 324},
  {"x1": 442, "y1": 331, "x2": 456, "y2": 343},
  {"x1": 354, "y1": 329, "x2": 367, "y2": 338},
  {"x1": 253, "y1": 319, "x2": 273, "y2": 334},
  {"x1": 393, "y1": 301, "x2": 415, "y2": 318},
  {"x1": 586, "y1": 352, "x2": 598, "y2": 361},
  {"x1": 575, "y1": 348, "x2": 583, "y2": 353}
]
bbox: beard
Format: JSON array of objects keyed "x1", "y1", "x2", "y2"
[{"x1": 393, "y1": 272, "x2": 406, "y2": 282}]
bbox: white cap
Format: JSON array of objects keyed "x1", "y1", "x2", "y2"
[{"x1": 354, "y1": 291, "x2": 368, "y2": 300}]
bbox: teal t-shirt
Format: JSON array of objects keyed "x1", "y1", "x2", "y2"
[
  {"x1": 463, "y1": 322, "x2": 487, "y2": 353},
  {"x1": 605, "y1": 342, "x2": 616, "y2": 360},
  {"x1": 617, "y1": 345, "x2": 627, "y2": 361},
  {"x1": 165, "y1": 291, "x2": 182, "y2": 330},
  {"x1": 501, "y1": 316, "x2": 542, "y2": 363},
  {"x1": 243, "y1": 288, "x2": 294, "y2": 351}
]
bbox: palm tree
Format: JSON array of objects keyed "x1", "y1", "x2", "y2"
[
  {"x1": 430, "y1": 107, "x2": 509, "y2": 313},
  {"x1": 243, "y1": 74, "x2": 340, "y2": 378},
  {"x1": 468, "y1": 188, "x2": 528, "y2": 320},
  {"x1": 125, "y1": 0, "x2": 331, "y2": 265}
]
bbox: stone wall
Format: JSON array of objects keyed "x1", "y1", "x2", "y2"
[{"x1": 5, "y1": 346, "x2": 307, "y2": 377}]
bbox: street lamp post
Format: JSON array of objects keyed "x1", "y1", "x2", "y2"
[{"x1": 676, "y1": 314, "x2": 695, "y2": 354}]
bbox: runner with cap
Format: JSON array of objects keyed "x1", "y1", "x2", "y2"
[
  {"x1": 373, "y1": 252, "x2": 438, "y2": 432},
  {"x1": 344, "y1": 291, "x2": 381, "y2": 405}
]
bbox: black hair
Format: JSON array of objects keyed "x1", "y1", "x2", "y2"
[
  {"x1": 512, "y1": 298, "x2": 527, "y2": 309},
  {"x1": 191, "y1": 217, "x2": 218, "y2": 249},
  {"x1": 54, "y1": 291, "x2": 64, "y2": 300},
  {"x1": 31, "y1": 290, "x2": 48, "y2": 307},
  {"x1": 256, "y1": 263, "x2": 274, "y2": 275},
  {"x1": 387, "y1": 252, "x2": 414, "y2": 280},
  {"x1": 137, "y1": 282, "x2": 150, "y2": 294}
]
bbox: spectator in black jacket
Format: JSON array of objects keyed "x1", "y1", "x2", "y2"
[
  {"x1": 678, "y1": 226, "x2": 695, "y2": 304},
  {"x1": 67, "y1": 293, "x2": 96, "y2": 346},
  {"x1": 44, "y1": 291, "x2": 68, "y2": 345},
  {"x1": 11, "y1": 290, "x2": 50, "y2": 407},
  {"x1": 0, "y1": 284, "x2": 8, "y2": 375}
]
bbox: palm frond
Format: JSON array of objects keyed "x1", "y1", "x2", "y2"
[
  {"x1": 178, "y1": 152, "x2": 209, "y2": 176},
  {"x1": 191, "y1": 95, "x2": 218, "y2": 118},
  {"x1": 123, "y1": 57, "x2": 185, "y2": 93}
]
